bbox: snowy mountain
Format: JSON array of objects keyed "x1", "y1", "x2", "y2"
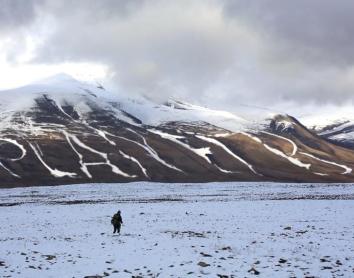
[
  {"x1": 313, "y1": 120, "x2": 354, "y2": 148},
  {"x1": 300, "y1": 110, "x2": 354, "y2": 148},
  {"x1": 1, "y1": 74, "x2": 354, "y2": 187}
]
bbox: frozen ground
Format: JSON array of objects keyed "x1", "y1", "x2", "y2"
[{"x1": 0, "y1": 182, "x2": 354, "y2": 278}]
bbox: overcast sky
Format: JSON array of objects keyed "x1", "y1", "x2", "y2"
[{"x1": 1, "y1": 0, "x2": 354, "y2": 114}]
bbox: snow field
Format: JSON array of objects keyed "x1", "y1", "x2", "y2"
[{"x1": 0, "y1": 182, "x2": 354, "y2": 278}]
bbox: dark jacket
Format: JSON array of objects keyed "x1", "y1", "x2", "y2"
[{"x1": 111, "y1": 213, "x2": 123, "y2": 226}]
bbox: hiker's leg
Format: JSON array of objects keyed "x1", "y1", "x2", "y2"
[
  {"x1": 113, "y1": 226, "x2": 116, "y2": 233},
  {"x1": 118, "y1": 224, "x2": 121, "y2": 234}
]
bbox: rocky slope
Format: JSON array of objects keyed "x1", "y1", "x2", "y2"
[{"x1": 0, "y1": 74, "x2": 354, "y2": 187}]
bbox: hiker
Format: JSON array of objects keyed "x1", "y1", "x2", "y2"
[{"x1": 111, "y1": 210, "x2": 123, "y2": 234}]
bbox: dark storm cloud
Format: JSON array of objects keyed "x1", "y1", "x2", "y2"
[{"x1": 3, "y1": 0, "x2": 354, "y2": 108}]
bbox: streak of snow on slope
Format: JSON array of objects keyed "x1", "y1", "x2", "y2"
[
  {"x1": 20, "y1": 118, "x2": 64, "y2": 137},
  {"x1": 119, "y1": 150, "x2": 149, "y2": 178},
  {"x1": 149, "y1": 129, "x2": 235, "y2": 174},
  {"x1": 313, "y1": 172, "x2": 329, "y2": 176},
  {"x1": 264, "y1": 145, "x2": 311, "y2": 170},
  {"x1": 240, "y1": 132, "x2": 262, "y2": 143},
  {"x1": 318, "y1": 121, "x2": 354, "y2": 136},
  {"x1": 196, "y1": 135, "x2": 261, "y2": 176},
  {"x1": 300, "y1": 152, "x2": 352, "y2": 175},
  {"x1": 262, "y1": 131, "x2": 297, "y2": 156},
  {"x1": 61, "y1": 107, "x2": 118, "y2": 147},
  {"x1": 94, "y1": 129, "x2": 117, "y2": 146},
  {"x1": 242, "y1": 132, "x2": 311, "y2": 170},
  {"x1": 149, "y1": 129, "x2": 212, "y2": 163},
  {"x1": 125, "y1": 128, "x2": 183, "y2": 173},
  {"x1": 213, "y1": 165, "x2": 235, "y2": 174},
  {"x1": 329, "y1": 131, "x2": 354, "y2": 141},
  {"x1": 214, "y1": 133, "x2": 232, "y2": 138},
  {"x1": 0, "y1": 161, "x2": 20, "y2": 178},
  {"x1": 52, "y1": 99, "x2": 74, "y2": 120},
  {"x1": 63, "y1": 131, "x2": 135, "y2": 178},
  {"x1": 102, "y1": 130, "x2": 182, "y2": 173},
  {"x1": 0, "y1": 138, "x2": 27, "y2": 161},
  {"x1": 28, "y1": 142, "x2": 77, "y2": 178}
]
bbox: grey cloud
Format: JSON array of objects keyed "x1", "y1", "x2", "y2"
[
  {"x1": 222, "y1": 0, "x2": 354, "y2": 66},
  {"x1": 41, "y1": 0, "x2": 146, "y2": 20},
  {"x1": 0, "y1": 0, "x2": 44, "y2": 62},
  {"x1": 3, "y1": 0, "x2": 354, "y2": 110},
  {"x1": 0, "y1": 0, "x2": 42, "y2": 33},
  {"x1": 34, "y1": 0, "x2": 255, "y2": 100}
]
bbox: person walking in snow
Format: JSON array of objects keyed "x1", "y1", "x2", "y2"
[{"x1": 111, "y1": 210, "x2": 123, "y2": 234}]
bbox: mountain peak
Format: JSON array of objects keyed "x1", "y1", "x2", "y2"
[{"x1": 35, "y1": 73, "x2": 80, "y2": 85}]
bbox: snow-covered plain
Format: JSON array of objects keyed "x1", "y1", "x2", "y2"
[{"x1": 1, "y1": 182, "x2": 354, "y2": 278}]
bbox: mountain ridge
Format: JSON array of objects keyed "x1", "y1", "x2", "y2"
[{"x1": 0, "y1": 75, "x2": 354, "y2": 187}]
